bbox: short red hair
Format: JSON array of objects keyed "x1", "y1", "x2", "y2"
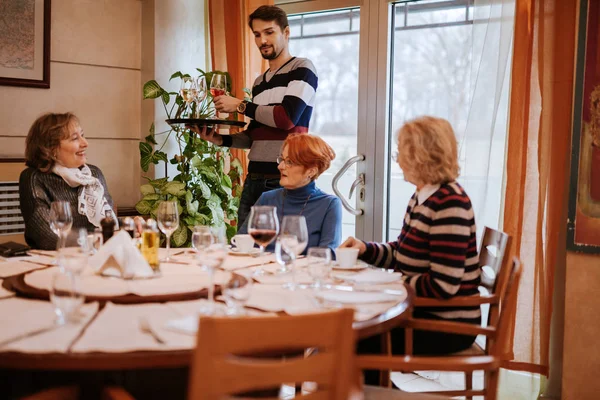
[{"x1": 283, "y1": 134, "x2": 335, "y2": 180}]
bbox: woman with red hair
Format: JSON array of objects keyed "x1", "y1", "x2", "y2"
[{"x1": 238, "y1": 133, "x2": 342, "y2": 254}]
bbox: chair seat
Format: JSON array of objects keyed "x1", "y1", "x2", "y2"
[
  {"x1": 450, "y1": 342, "x2": 485, "y2": 356},
  {"x1": 364, "y1": 385, "x2": 451, "y2": 399}
]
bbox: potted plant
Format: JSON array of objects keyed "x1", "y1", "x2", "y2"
[{"x1": 135, "y1": 69, "x2": 243, "y2": 247}]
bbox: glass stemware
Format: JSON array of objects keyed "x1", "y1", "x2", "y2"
[
  {"x1": 275, "y1": 234, "x2": 298, "y2": 274},
  {"x1": 157, "y1": 201, "x2": 179, "y2": 262},
  {"x1": 50, "y1": 268, "x2": 84, "y2": 325},
  {"x1": 49, "y1": 201, "x2": 73, "y2": 249},
  {"x1": 248, "y1": 206, "x2": 279, "y2": 276},
  {"x1": 180, "y1": 76, "x2": 197, "y2": 117},
  {"x1": 194, "y1": 76, "x2": 207, "y2": 118},
  {"x1": 222, "y1": 274, "x2": 252, "y2": 316},
  {"x1": 57, "y1": 229, "x2": 90, "y2": 276},
  {"x1": 210, "y1": 73, "x2": 227, "y2": 119},
  {"x1": 281, "y1": 215, "x2": 309, "y2": 256},
  {"x1": 306, "y1": 247, "x2": 332, "y2": 289}
]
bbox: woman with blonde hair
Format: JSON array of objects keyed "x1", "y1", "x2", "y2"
[
  {"x1": 19, "y1": 112, "x2": 116, "y2": 250},
  {"x1": 340, "y1": 116, "x2": 481, "y2": 383},
  {"x1": 238, "y1": 133, "x2": 342, "y2": 254}
]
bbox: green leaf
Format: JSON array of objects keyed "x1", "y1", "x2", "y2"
[
  {"x1": 141, "y1": 154, "x2": 152, "y2": 172},
  {"x1": 145, "y1": 134, "x2": 157, "y2": 145},
  {"x1": 171, "y1": 224, "x2": 188, "y2": 247},
  {"x1": 221, "y1": 174, "x2": 232, "y2": 189},
  {"x1": 162, "y1": 91, "x2": 170, "y2": 105},
  {"x1": 142, "y1": 193, "x2": 162, "y2": 201},
  {"x1": 154, "y1": 151, "x2": 168, "y2": 163},
  {"x1": 140, "y1": 184, "x2": 155, "y2": 196},
  {"x1": 135, "y1": 200, "x2": 154, "y2": 215},
  {"x1": 197, "y1": 179, "x2": 211, "y2": 199},
  {"x1": 185, "y1": 190, "x2": 199, "y2": 216},
  {"x1": 169, "y1": 71, "x2": 184, "y2": 81},
  {"x1": 139, "y1": 142, "x2": 153, "y2": 156},
  {"x1": 164, "y1": 181, "x2": 186, "y2": 196},
  {"x1": 149, "y1": 177, "x2": 168, "y2": 190},
  {"x1": 143, "y1": 80, "x2": 163, "y2": 99},
  {"x1": 226, "y1": 224, "x2": 237, "y2": 241}
]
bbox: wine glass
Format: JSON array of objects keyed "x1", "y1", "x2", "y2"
[
  {"x1": 222, "y1": 274, "x2": 253, "y2": 316},
  {"x1": 275, "y1": 234, "x2": 298, "y2": 274},
  {"x1": 49, "y1": 201, "x2": 73, "y2": 249},
  {"x1": 210, "y1": 74, "x2": 227, "y2": 98},
  {"x1": 248, "y1": 206, "x2": 279, "y2": 276},
  {"x1": 200, "y1": 226, "x2": 229, "y2": 315},
  {"x1": 57, "y1": 229, "x2": 90, "y2": 275},
  {"x1": 180, "y1": 76, "x2": 197, "y2": 116},
  {"x1": 281, "y1": 216, "x2": 309, "y2": 256},
  {"x1": 194, "y1": 76, "x2": 207, "y2": 118},
  {"x1": 157, "y1": 201, "x2": 179, "y2": 262},
  {"x1": 50, "y1": 268, "x2": 84, "y2": 325},
  {"x1": 306, "y1": 247, "x2": 332, "y2": 289},
  {"x1": 191, "y1": 226, "x2": 213, "y2": 262}
]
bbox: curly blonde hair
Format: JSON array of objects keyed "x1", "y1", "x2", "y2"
[{"x1": 397, "y1": 116, "x2": 460, "y2": 185}]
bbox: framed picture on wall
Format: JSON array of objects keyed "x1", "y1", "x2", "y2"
[
  {"x1": 0, "y1": 0, "x2": 51, "y2": 89},
  {"x1": 567, "y1": 0, "x2": 600, "y2": 253}
]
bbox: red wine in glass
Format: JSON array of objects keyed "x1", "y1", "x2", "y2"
[
  {"x1": 210, "y1": 88, "x2": 226, "y2": 97},
  {"x1": 249, "y1": 229, "x2": 277, "y2": 247}
]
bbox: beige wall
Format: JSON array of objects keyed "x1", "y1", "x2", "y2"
[
  {"x1": 0, "y1": 0, "x2": 142, "y2": 208},
  {"x1": 563, "y1": 252, "x2": 600, "y2": 399}
]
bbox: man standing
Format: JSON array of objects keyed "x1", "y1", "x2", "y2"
[{"x1": 195, "y1": 5, "x2": 318, "y2": 227}]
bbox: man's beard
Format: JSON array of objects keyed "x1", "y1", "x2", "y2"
[{"x1": 260, "y1": 45, "x2": 279, "y2": 60}]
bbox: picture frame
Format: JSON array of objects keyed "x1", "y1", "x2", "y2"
[
  {"x1": 0, "y1": 0, "x2": 51, "y2": 89},
  {"x1": 567, "y1": 0, "x2": 600, "y2": 253}
]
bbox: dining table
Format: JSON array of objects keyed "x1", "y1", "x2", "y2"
[{"x1": 0, "y1": 247, "x2": 413, "y2": 399}]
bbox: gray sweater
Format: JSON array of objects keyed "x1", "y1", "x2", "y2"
[{"x1": 19, "y1": 165, "x2": 114, "y2": 250}]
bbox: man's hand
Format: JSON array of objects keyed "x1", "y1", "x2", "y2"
[
  {"x1": 213, "y1": 95, "x2": 242, "y2": 113},
  {"x1": 187, "y1": 125, "x2": 223, "y2": 146},
  {"x1": 338, "y1": 236, "x2": 367, "y2": 256}
]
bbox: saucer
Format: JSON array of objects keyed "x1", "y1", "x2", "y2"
[
  {"x1": 332, "y1": 261, "x2": 368, "y2": 271},
  {"x1": 228, "y1": 248, "x2": 261, "y2": 256}
]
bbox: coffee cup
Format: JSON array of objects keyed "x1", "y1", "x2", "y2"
[
  {"x1": 336, "y1": 248, "x2": 359, "y2": 268},
  {"x1": 231, "y1": 234, "x2": 254, "y2": 252}
]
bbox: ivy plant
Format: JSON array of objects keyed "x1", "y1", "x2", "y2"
[{"x1": 136, "y1": 69, "x2": 242, "y2": 247}]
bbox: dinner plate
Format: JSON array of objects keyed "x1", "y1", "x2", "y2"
[
  {"x1": 315, "y1": 290, "x2": 400, "y2": 304},
  {"x1": 331, "y1": 269, "x2": 402, "y2": 284},
  {"x1": 332, "y1": 261, "x2": 368, "y2": 271},
  {"x1": 228, "y1": 248, "x2": 261, "y2": 256}
]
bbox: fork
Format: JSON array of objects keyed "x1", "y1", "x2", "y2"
[{"x1": 139, "y1": 317, "x2": 165, "y2": 345}]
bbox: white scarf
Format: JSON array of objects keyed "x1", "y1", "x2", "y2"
[{"x1": 52, "y1": 164, "x2": 117, "y2": 228}]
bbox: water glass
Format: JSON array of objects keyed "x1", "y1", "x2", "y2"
[
  {"x1": 222, "y1": 274, "x2": 252, "y2": 316},
  {"x1": 306, "y1": 247, "x2": 332, "y2": 289},
  {"x1": 281, "y1": 215, "x2": 308, "y2": 256},
  {"x1": 57, "y1": 229, "x2": 89, "y2": 275},
  {"x1": 157, "y1": 201, "x2": 179, "y2": 262},
  {"x1": 50, "y1": 269, "x2": 84, "y2": 325},
  {"x1": 49, "y1": 201, "x2": 73, "y2": 248},
  {"x1": 87, "y1": 228, "x2": 103, "y2": 254},
  {"x1": 275, "y1": 234, "x2": 298, "y2": 274}
]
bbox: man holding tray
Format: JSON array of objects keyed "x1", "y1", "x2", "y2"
[{"x1": 193, "y1": 5, "x2": 318, "y2": 227}]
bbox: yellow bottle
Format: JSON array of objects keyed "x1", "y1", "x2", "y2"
[{"x1": 141, "y1": 219, "x2": 160, "y2": 272}]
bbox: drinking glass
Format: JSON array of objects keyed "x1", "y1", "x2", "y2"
[
  {"x1": 191, "y1": 226, "x2": 213, "y2": 262},
  {"x1": 222, "y1": 274, "x2": 252, "y2": 316},
  {"x1": 157, "y1": 201, "x2": 179, "y2": 262},
  {"x1": 210, "y1": 73, "x2": 227, "y2": 98},
  {"x1": 50, "y1": 269, "x2": 84, "y2": 325},
  {"x1": 57, "y1": 229, "x2": 90, "y2": 275},
  {"x1": 281, "y1": 216, "x2": 308, "y2": 256},
  {"x1": 194, "y1": 76, "x2": 207, "y2": 117},
  {"x1": 180, "y1": 76, "x2": 197, "y2": 115},
  {"x1": 306, "y1": 247, "x2": 332, "y2": 289},
  {"x1": 200, "y1": 226, "x2": 229, "y2": 315},
  {"x1": 248, "y1": 205, "x2": 279, "y2": 276},
  {"x1": 275, "y1": 234, "x2": 298, "y2": 274},
  {"x1": 49, "y1": 201, "x2": 73, "y2": 249}
]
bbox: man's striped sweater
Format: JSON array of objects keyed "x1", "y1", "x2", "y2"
[
  {"x1": 221, "y1": 57, "x2": 318, "y2": 175},
  {"x1": 360, "y1": 182, "x2": 481, "y2": 322}
]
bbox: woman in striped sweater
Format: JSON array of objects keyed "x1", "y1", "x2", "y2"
[{"x1": 340, "y1": 116, "x2": 481, "y2": 381}]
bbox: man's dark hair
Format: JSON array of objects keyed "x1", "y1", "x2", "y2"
[{"x1": 248, "y1": 5, "x2": 289, "y2": 31}]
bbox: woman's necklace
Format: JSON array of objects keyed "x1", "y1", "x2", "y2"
[{"x1": 281, "y1": 189, "x2": 312, "y2": 220}]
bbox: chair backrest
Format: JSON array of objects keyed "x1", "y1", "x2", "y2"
[
  {"x1": 0, "y1": 158, "x2": 27, "y2": 245},
  {"x1": 478, "y1": 227, "x2": 511, "y2": 292},
  {"x1": 187, "y1": 309, "x2": 355, "y2": 400},
  {"x1": 492, "y1": 257, "x2": 522, "y2": 357}
]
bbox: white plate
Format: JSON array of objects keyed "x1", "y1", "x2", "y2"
[
  {"x1": 331, "y1": 269, "x2": 402, "y2": 284},
  {"x1": 315, "y1": 290, "x2": 401, "y2": 304},
  {"x1": 228, "y1": 248, "x2": 261, "y2": 256},
  {"x1": 332, "y1": 261, "x2": 368, "y2": 271}
]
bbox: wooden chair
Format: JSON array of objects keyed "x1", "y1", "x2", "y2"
[
  {"x1": 104, "y1": 308, "x2": 356, "y2": 400},
  {"x1": 21, "y1": 386, "x2": 80, "y2": 400},
  {"x1": 0, "y1": 158, "x2": 27, "y2": 245},
  {"x1": 358, "y1": 257, "x2": 523, "y2": 400}
]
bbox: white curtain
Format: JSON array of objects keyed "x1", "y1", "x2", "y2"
[{"x1": 458, "y1": 0, "x2": 516, "y2": 240}]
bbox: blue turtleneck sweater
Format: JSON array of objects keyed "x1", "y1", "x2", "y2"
[{"x1": 238, "y1": 181, "x2": 342, "y2": 255}]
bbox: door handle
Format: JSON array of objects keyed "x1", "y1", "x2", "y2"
[{"x1": 332, "y1": 155, "x2": 365, "y2": 216}]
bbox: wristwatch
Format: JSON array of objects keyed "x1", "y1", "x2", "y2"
[{"x1": 236, "y1": 100, "x2": 248, "y2": 115}]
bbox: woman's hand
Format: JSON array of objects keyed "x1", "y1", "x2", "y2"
[
  {"x1": 133, "y1": 216, "x2": 145, "y2": 236},
  {"x1": 339, "y1": 236, "x2": 367, "y2": 256},
  {"x1": 187, "y1": 125, "x2": 223, "y2": 146}
]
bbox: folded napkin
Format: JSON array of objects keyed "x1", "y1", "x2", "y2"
[
  {"x1": 331, "y1": 269, "x2": 402, "y2": 284},
  {"x1": 88, "y1": 230, "x2": 154, "y2": 279}
]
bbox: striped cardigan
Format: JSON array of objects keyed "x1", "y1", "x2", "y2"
[
  {"x1": 221, "y1": 57, "x2": 318, "y2": 175},
  {"x1": 360, "y1": 182, "x2": 481, "y2": 322}
]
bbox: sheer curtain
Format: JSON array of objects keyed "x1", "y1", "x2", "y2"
[{"x1": 458, "y1": 0, "x2": 515, "y2": 242}]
